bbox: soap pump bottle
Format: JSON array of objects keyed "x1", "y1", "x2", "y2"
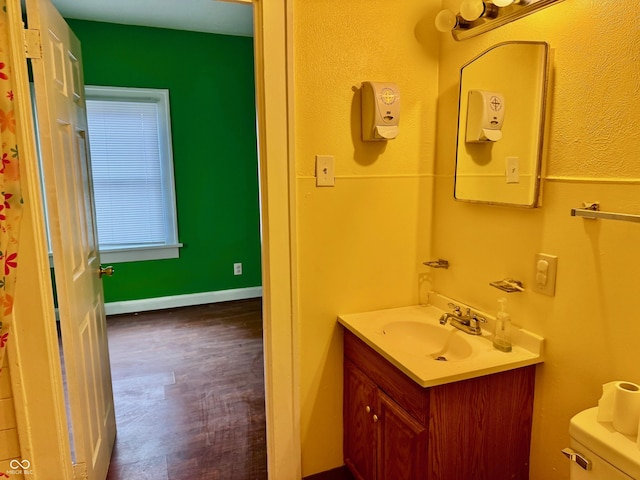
[{"x1": 493, "y1": 297, "x2": 512, "y2": 352}]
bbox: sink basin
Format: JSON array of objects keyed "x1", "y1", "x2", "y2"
[
  {"x1": 379, "y1": 321, "x2": 473, "y2": 361},
  {"x1": 337, "y1": 292, "x2": 545, "y2": 388}
]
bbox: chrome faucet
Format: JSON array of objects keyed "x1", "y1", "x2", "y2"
[{"x1": 439, "y1": 302, "x2": 486, "y2": 336}]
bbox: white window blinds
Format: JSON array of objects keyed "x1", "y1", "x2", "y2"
[{"x1": 85, "y1": 86, "x2": 180, "y2": 263}]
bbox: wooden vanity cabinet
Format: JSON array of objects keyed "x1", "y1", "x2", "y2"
[
  {"x1": 344, "y1": 360, "x2": 377, "y2": 480},
  {"x1": 343, "y1": 330, "x2": 535, "y2": 480},
  {"x1": 345, "y1": 359, "x2": 428, "y2": 480}
]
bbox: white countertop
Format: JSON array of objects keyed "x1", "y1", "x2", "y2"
[{"x1": 338, "y1": 293, "x2": 544, "y2": 388}]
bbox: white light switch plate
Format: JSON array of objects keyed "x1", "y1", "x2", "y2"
[
  {"x1": 506, "y1": 157, "x2": 520, "y2": 184},
  {"x1": 316, "y1": 155, "x2": 335, "y2": 187}
]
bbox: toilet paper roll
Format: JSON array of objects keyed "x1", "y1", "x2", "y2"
[{"x1": 612, "y1": 381, "x2": 640, "y2": 436}]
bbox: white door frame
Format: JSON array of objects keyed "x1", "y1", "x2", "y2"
[
  {"x1": 7, "y1": 0, "x2": 300, "y2": 477},
  {"x1": 252, "y1": 0, "x2": 301, "y2": 478}
]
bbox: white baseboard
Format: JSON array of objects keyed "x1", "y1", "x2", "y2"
[{"x1": 104, "y1": 286, "x2": 263, "y2": 316}]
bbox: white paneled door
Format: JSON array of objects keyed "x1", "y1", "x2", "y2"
[{"x1": 27, "y1": 0, "x2": 116, "y2": 478}]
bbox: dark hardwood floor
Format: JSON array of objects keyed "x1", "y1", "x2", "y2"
[
  {"x1": 304, "y1": 466, "x2": 355, "y2": 480},
  {"x1": 105, "y1": 298, "x2": 267, "y2": 480}
]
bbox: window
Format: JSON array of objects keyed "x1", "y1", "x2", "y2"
[{"x1": 85, "y1": 86, "x2": 181, "y2": 263}]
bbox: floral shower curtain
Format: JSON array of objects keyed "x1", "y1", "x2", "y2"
[{"x1": 0, "y1": 0, "x2": 24, "y2": 375}]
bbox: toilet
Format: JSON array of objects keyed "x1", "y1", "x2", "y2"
[{"x1": 565, "y1": 407, "x2": 640, "y2": 479}]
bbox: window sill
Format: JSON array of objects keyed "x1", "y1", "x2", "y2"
[
  {"x1": 48, "y1": 243, "x2": 183, "y2": 267},
  {"x1": 99, "y1": 244, "x2": 184, "y2": 264}
]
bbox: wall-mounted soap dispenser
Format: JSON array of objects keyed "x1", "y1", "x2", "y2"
[
  {"x1": 361, "y1": 81, "x2": 400, "y2": 141},
  {"x1": 466, "y1": 89, "x2": 505, "y2": 143}
]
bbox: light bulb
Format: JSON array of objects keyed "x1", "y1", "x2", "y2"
[
  {"x1": 435, "y1": 9, "x2": 458, "y2": 32},
  {"x1": 460, "y1": 0, "x2": 485, "y2": 21},
  {"x1": 492, "y1": 0, "x2": 514, "y2": 6}
]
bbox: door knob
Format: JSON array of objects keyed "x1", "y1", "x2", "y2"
[{"x1": 99, "y1": 265, "x2": 115, "y2": 278}]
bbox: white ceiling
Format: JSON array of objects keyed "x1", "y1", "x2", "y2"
[{"x1": 51, "y1": 0, "x2": 253, "y2": 37}]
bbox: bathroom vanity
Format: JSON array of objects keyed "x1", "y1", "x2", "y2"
[{"x1": 339, "y1": 295, "x2": 544, "y2": 480}]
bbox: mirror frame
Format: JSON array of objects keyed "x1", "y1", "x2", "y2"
[{"x1": 453, "y1": 40, "x2": 551, "y2": 208}]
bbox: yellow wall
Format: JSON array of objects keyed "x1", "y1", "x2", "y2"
[
  {"x1": 433, "y1": 0, "x2": 640, "y2": 479},
  {"x1": 296, "y1": 0, "x2": 640, "y2": 478},
  {"x1": 293, "y1": 0, "x2": 440, "y2": 474}
]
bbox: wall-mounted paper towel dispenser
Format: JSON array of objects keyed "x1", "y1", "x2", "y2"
[
  {"x1": 361, "y1": 81, "x2": 400, "y2": 142},
  {"x1": 466, "y1": 89, "x2": 505, "y2": 143}
]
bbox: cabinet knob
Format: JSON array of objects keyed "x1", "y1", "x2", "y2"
[
  {"x1": 365, "y1": 406, "x2": 371, "y2": 414},
  {"x1": 373, "y1": 414, "x2": 379, "y2": 423}
]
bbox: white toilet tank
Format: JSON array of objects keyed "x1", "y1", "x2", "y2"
[{"x1": 565, "y1": 407, "x2": 640, "y2": 479}]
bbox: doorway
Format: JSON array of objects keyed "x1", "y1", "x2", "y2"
[{"x1": 42, "y1": 6, "x2": 266, "y2": 478}]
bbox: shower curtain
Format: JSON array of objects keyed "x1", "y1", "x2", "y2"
[{"x1": 0, "y1": 0, "x2": 24, "y2": 375}]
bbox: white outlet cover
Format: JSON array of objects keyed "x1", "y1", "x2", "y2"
[{"x1": 534, "y1": 253, "x2": 557, "y2": 296}]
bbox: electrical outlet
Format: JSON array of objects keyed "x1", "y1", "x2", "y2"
[
  {"x1": 315, "y1": 155, "x2": 335, "y2": 187},
  {"x1": 233, "y1": 263, "x2": 242, "y2": 276},
  {"x1": 533, "y1": 253, "x2": 557, "y2": 296}
]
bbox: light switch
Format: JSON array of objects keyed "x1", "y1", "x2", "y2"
[
  {"x1": 315, "y1": 155, "x2": 335, "y2": 187},
  {"x1": 506, "y1": 157, "x2": 520, "y2": 184},
  {"x1": 534, "y1": 253, "x2": 557, "y2": 296}
]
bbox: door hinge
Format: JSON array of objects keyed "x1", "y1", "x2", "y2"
[{"x1": 23, "y1": 29, "x2": 42, "y2": 59}]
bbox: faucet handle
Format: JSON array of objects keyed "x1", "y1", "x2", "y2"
[
  {"x1": 447, "y1": 302, "x2": 461, "y2": 315},
  {"x1": 470, "y1": 313, "x2": 487, "y2": 333}
]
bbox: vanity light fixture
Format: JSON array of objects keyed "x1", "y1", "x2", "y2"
[
  {"x1": 435, "y1": 9, "x2": 471, "y2": 33},
  {"x1": 459, "y1": 0, "x2": 499, "y2": 22},
  {"x1": 436, "y1": 0, "x2": 564, "y2": 40},
  {"x1": 495, "y1": 0, "x2": 534, "y2": 6}
]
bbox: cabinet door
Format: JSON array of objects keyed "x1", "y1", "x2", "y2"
[
  {"x1": 344, "y1": 359, "x2": 377, "y2": 480},
  {"x1": 428, "y1": 367, "x2": 535, "y2": 480},
  {"x1": 377, "y1": 390, "x2": 428, "y2": 480}
]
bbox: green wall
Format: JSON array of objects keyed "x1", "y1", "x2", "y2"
[{"x1": 66, "y1": 20, "x2": 262, "y2": 303}]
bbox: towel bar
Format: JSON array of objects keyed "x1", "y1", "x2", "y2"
[{"x1": 571, "y1": 202, "x2": 640, "y2": 224}]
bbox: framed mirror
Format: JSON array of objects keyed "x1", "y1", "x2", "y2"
[{"x1": 454, "y1": 41, "x2": 550, "y2": 207}]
